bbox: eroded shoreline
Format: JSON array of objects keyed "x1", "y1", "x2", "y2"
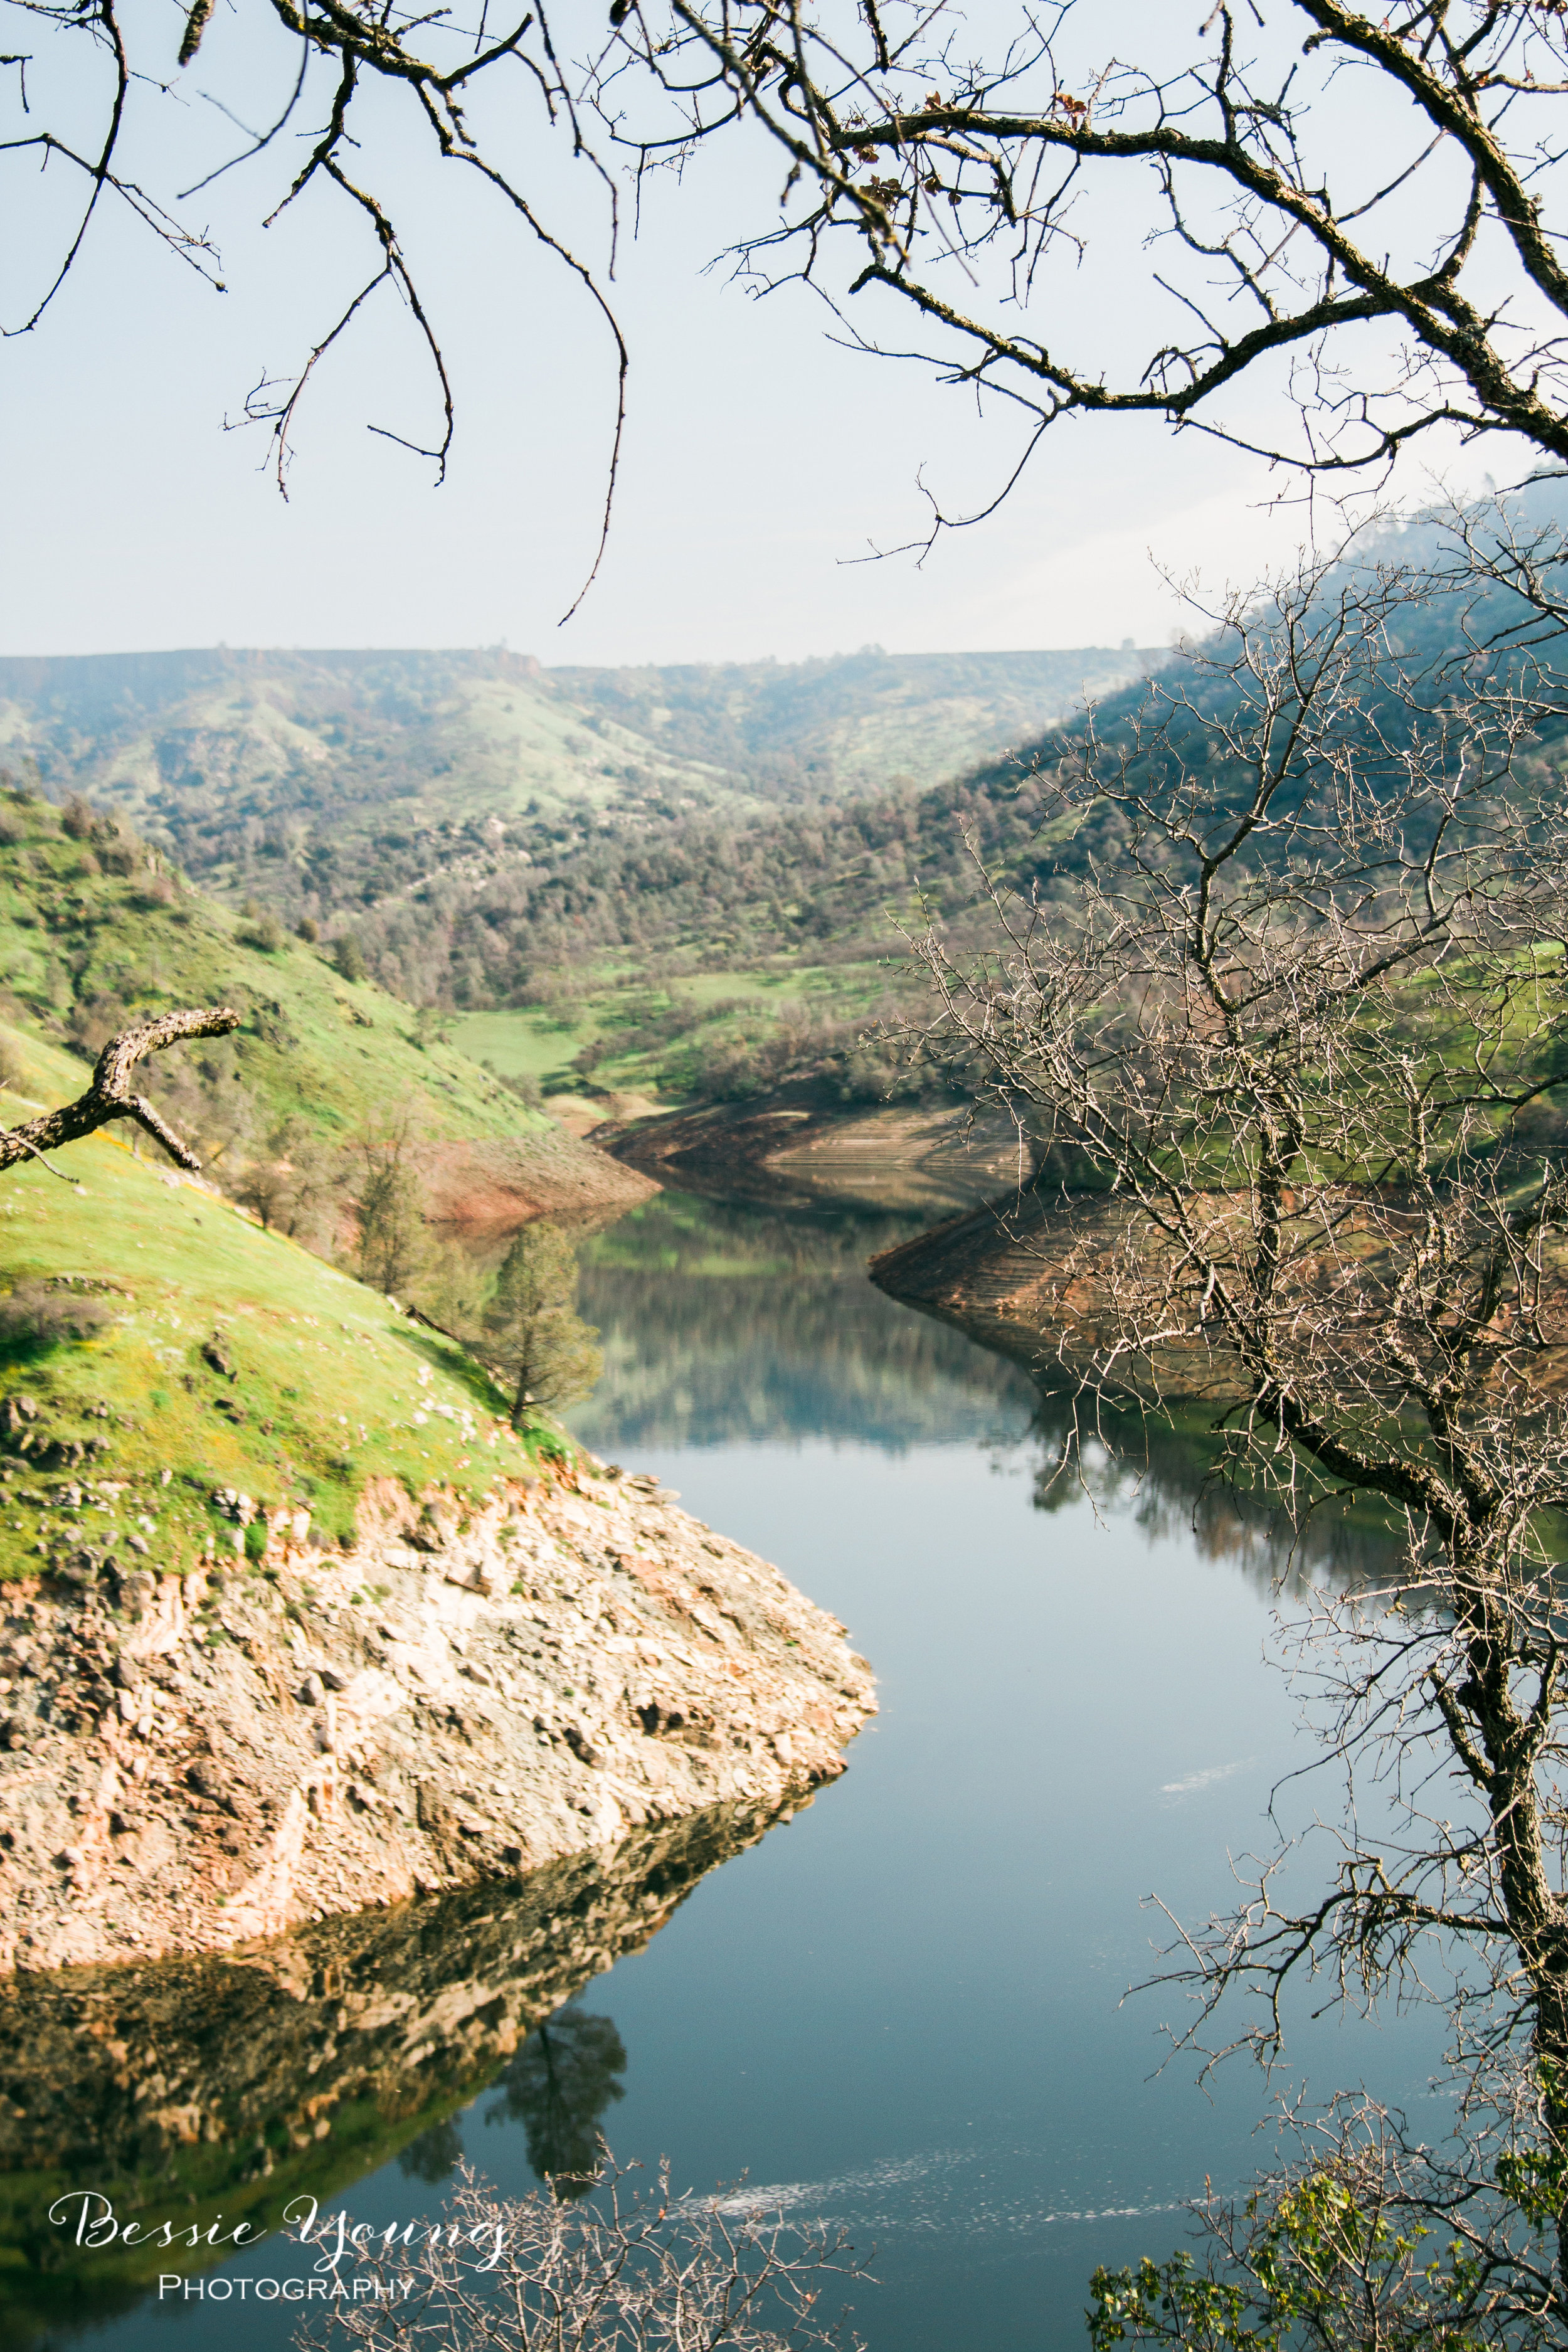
[{"x1": 0, "y1": 1457, "x2": 875, "y2": 1974}]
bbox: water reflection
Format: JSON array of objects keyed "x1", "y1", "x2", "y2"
[
  {"x1": 0, "y1": 1796, "x2": 790, "y2": 2344},
  {"x1": 573, "y1": 1191, "x2": 1039, "y2": 1453},
  {"x1": 1020, "y1": 1385, "x2": 1401, "y2": 1591},
  {"x1": 573, "y1": 1187, "x2": 1399, "y2": 1586},
  {"x1": 483, "y1": 2003, "x2": 627, "y2": 2198},
  {"x1": 23, "y1": 1179, "x2": 1422, "y2": 2352}
]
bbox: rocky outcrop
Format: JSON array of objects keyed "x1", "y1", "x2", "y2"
[
  {"x1": 0, "y1": 1459, "x2": 874, "y2": 1973},
  {"x1": 0, "y1": 1796, "x2": 797, "y2": 2333},
  {"x1": 868, "y1": 1187, "x2": 1093, "y2": 1375}
]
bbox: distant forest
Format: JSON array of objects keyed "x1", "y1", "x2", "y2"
[
  {"x1": 0, "y1": 645, "x2": 1165, "y2": 1027},
  {"x1": 4, "y1": 542, "x2": 1553, "y2": 1116}
]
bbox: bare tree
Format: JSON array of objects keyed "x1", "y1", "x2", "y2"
[
  {"x1": 0, "y1": 1007, "x2": 239, "y2": 1177},
  {"x1": 299, "y1": 2158, "x2": 864, "y2": 2352},
  {"x1": 904, "y1": 536, "x2": 1568, "y2": 2301},
  {"x1": 1, "y1": 0, "x2": 627, "y2": 614},
  {"x1": 598, "y1": 1, "x2": 1568, "y2": 543},
  {"x1": 18, "y1": 4, "x2": 1568, "y2": 567}
]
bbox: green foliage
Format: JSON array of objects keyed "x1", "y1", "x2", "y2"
[
  {"x1": 352, "y1": 1124, "x2": 429, "y2": 1297},
  {"x1": 0, "y1": 787, "x2": 540, "y2": 1153},
  {"x1": 482, "y1": 1223, "x2": 603, "y2": 1426},
  {"x1": 334, "y1": 933, "x2": 367, "y2": 984},
  {"x1": 237, "y1": 909, "x2": 287, "y2": 953},
  {"x1": 0, "y1": 649, "x2": 1170, "y2": 1097},
  {"x1": 243, "y1": 1518, "x2": 268, "y2": 1562},
  {"x1": 0, "y1": 1023, "x2": 542, "y2": 1584},
  {"x1": 1088, "y1": 2160, "x2": 1552, "y2": 2351}
]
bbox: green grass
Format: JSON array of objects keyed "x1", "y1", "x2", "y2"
[
  {"x1": 448, "y1": 958, "x2": 903, "y2": 1101},
  {"x1": 0, "y1": 1025, "x2": 562, "y2": 1584},
  {"x1": 0, "y1": 790, "x2": 542, "y2": 1147}
]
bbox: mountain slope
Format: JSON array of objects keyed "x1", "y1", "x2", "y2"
[
  {"x1": 0, "y1": 783, "x2": 602, "y2": 1160},
  {"x1": 0, "y1": 644, "x2": 1166, "y2": 911}
]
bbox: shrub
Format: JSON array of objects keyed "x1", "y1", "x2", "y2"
[
  {"x1": 0, "y1": 1281, "x2": 115, "y2": 1350},
  {"x1": 334, "y1": 933, "x2": 367, "y2": 983},
  {"x1": 238, "y1": 911, "x2": 287, "y2": 953}
]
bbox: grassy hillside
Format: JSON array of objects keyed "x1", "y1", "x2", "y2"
[
  {"x1": 0, "y1": 785, "x2": 537, "y2": 1155},
  {"x1": 446, "y1": 959, "x2": 906, "y2": 1108},
  {"x1": 0, "y1": 644, "x2": 1165, "y2": 851},
  {"x1": 0, "y1": 1022, "x2": 555, "y2": 1589},
  {"x1": 0, "y1": 645, "x2": 1163, "y2": 1009}
]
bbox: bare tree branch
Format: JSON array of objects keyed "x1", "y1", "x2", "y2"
[
  {"x1": 0, "y1": 1007, "x2": 240, "y2": 1175},
  {"x1": 892, "y1": 516, "x2": 1568, "y2": 2287},
  {"x1": 595, "y1": 1, "x2": 1568, "y2": 533}
]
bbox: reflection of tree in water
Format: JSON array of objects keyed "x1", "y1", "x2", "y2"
[
  {"x1": 570, "y1": 1188, "x2": 1403, "y2": 1584},
  {"x1": 484, "y1": 2002, "x2": 627, "y2": 2200},
  {"x1": 1015, "y1": 1385, "x2": 1402, "y2": 1594},
  {"x1": 398, "y1": 2116, "x2": 465, "y2": 2183},
  {"x1": 572, "y1": 1189, "x2": 1035, "y2": 1452}
]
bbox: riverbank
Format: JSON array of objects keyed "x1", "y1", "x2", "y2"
[
  {"x1": 0, "y1": 1794, "x2": 797, "y2": 2331},
  {"x1": 413, "y1": 1128, "x2": 655, "y2": 1230},
  {"x1": 866, "y1": 1187, "x2": 1094, "y2": 1377},
  {"x1": 0, "y1": 1454, "x2": 874, "y2": 1973},
  {"x1": 600, "y1": 1090, "x2": 1032, "y2": 1216}
]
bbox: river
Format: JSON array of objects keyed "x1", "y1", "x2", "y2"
[{"x1": 7, "y1": 1185, "x2": 1444, "y2": 2352}]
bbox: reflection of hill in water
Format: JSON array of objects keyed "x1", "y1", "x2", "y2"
[
  {"x1": 571, "y1": 1192, "x2": 1039, "y2": 1451},
  {"x1": 571, "y1": 1191, "x2": 1400, "y2": 1586},
  {"x1": 0, "y1": 1797, "x2": 791, "y2": 2346}
]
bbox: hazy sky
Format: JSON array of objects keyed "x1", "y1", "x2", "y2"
[{"x1": 0, "y1": 1, "x2": 1503, "y2": 665}]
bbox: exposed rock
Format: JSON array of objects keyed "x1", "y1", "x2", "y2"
[
  {"x1": 411, "y1": 1132, "x2": 657, "y2": 1230},
  {"x1": 0, "y1": 1458, "x2": 876, "y2": 1972},
  {"x1": 603, "y1": 1093, "x2": 1029, "y2": 1214}
]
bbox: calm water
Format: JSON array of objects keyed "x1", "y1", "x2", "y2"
[{"x1": 16, "y1": 1189, "x2": 1442, "y2": 2351}]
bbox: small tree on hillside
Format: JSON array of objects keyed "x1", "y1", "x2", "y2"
[
  {"x1": 335, "y1": 935, "x2": 368, "y2": 987},
  {"x1": 237, "y1": 1116, "x2": 344, "y2": 1246},
  {"x1": 483, "y1": 1222, "x2": 603, "y2": 1428},
  {"x1": 351, "y1": 1110, "x2": 429, "y2": 1298}
]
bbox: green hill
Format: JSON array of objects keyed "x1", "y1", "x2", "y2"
[
  {"x1": 0, "y1": 643, "x2": 1169, "y2": 1115},
  {"x1": 0, "y1": 1019, "x2": 553, "y2": 1588},
  {"x1": 0, "y1": 781, "x2": 655, "y2": 1584},
  {"x1": 0, "y1": 644, "x2": 1164, "y2": 937},
  {"x1": 0, "y1": 784, "x2": 540, "y2": 1155}
]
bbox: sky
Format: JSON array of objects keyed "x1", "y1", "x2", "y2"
[{"x1": 0, "y1": 0, "x2": 1512, "y2": 666}]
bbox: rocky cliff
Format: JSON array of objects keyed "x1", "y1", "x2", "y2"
[{"x1": 0, "y1": 1456, "x2": 875, "y2": 1974}]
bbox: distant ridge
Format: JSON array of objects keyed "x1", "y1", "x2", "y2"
[{"x1": 0, "y1": 640, "x2": 1168, "y2": 830}]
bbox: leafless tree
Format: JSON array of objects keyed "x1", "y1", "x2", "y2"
[
  {"x1": 19, "y1": 6, "x2": 1568, "y2": 568},
  {"x1": 597, "y1": 1, "x2": 1568, "y2": 544},
  {"x1": 1, "y1": 0, "x2": 627, "y2": 614},
  {"x1": 904, "y1": 532, "x2": 1568, "y2": 2295},
  {"x1": 299, "y1": 2158, "x2": 865, "y2": 2352},
  {"x1": 0, "y1": 1007, "x2": 239, "y2": 1178}
]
